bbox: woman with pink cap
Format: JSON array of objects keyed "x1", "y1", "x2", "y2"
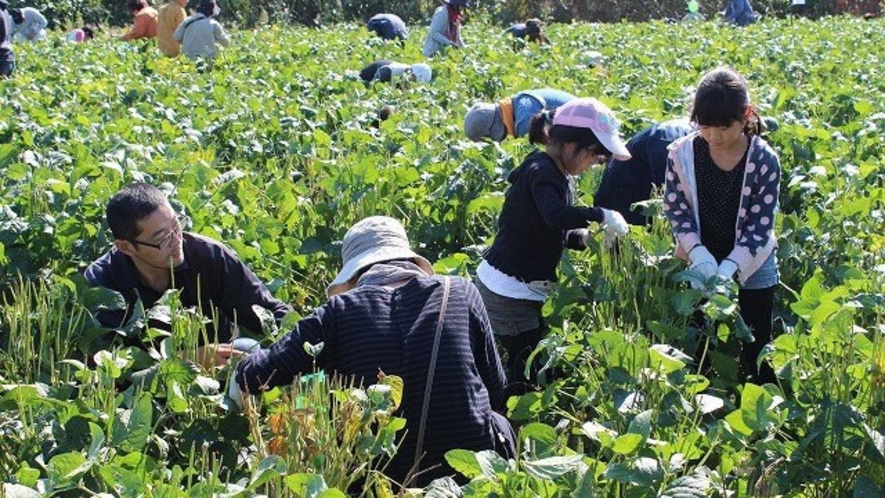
[{"x1": 475, "y1": 98, "x2": 632, "y2": 383}]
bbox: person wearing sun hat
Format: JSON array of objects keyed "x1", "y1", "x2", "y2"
[
  {"x1": 173, "y1": 0, "x2": 229, "y2": 61},
  {"x1": 423, "y1": 0, "x2": 468, "y2": 57},
  {"x1": 232, "y1": 216, "x2": 515, "y2": 487},
  {"x1": 359, "y1": 59, "x2": 433, "y2": 84},
  {"x1": 464, "y1": 88, "x2": 576, "y2": 142},
  {"x1": 475, "y1": 98, "x2": 632, "y2": 384}
]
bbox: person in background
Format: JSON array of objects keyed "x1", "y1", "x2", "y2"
[
  {"x1": 366, "y1": 13, "x2": 407, "y2": 42},
  {"x1": 723, "y1": 0, "x2": 758, "y2": 26},
  {"x1": 423, "y1": 0, "x2": 467, "y2": 57},
  {"x1": 464, "y1": 88, "x2": 575, "y2": 142},
  {"x1": 120, "y1": 0, "x2": 158, "y2": 41},
  {"x1": 594, "y1": 119, "x2": 695, "y2": 226},
  {"x1": 66, "y1": 25, "x2": 96, "y2": 42},
  {"x1": 157, "y1": 0, "x2": 187, "y2": 56},
  {"x1": 359, "y1": 59, "x2": 432, "y2": 84},
  {"x1": 663, "y1": 67, "x2": 780, "y2": 384},
  {"x1": 475, "y1": 98, "x2": 631, "y2": 382},
  {"x1": 505, "y1": 18, "x2": 548, "y2": 44},
  {"x1": 84, "y1": 183, "x2": 291, "y2": 364},
  {"x1": 682, "y1": 0, "x2": 705, "y2": 21},
  {"x1": 0, "y1": 0, "x2": 14, "y2": 77},
  {"x1": 9, "y1": 7, "x2": 47, "y2": 42},
  {"x1": 173, "y1": 0, "x2": 229, "y2": 61},
  {"x1": 232, "y1": 216, "x2": 514, "y2": 488}
]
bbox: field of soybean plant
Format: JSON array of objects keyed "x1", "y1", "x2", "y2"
[{"x1": 1, "y1": 14, "x2": 884, "y2": 497}]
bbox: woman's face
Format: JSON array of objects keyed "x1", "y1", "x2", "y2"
[
  {"x1": 560, "y1": 143, "x2": 609, "y2": 176},
  {"x1": 698, "y1": 120, "x2": 745, "y2": 152}
]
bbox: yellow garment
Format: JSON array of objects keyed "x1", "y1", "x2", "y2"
[
  {"x1": 157, "y1": 1, "x2": 186, "y2": 56},
  {"x1": 498, "y1": 97, "x2": 515, "y2": 138}
]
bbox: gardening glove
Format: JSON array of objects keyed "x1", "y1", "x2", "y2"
[
  {"x1": 688, "y1": 245, "x2": 717, "y2": 289},
  {"x1": 603, "y1": 226, "x2": 619, "y2": 250},
  {"x1": 227, "y1": 373, "x2": 245, "y2": 410},
  {"x1": 601, "y1": 209, "x2": 629, "y2": 236},
  {"x1": 716, "y1": 259, "x2": 739, "y2": 281},
  {"x1": 579, "y1": 228, "x2": 591, "y2": 247}
]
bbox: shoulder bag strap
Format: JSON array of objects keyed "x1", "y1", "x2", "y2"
[{"x1": 413, "y1": 276, "x2": 451, "y2": 469}]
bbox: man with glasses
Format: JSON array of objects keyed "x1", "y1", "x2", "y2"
[{"x1": 85, "y1": 183, "x2": 291, "y2": 360}]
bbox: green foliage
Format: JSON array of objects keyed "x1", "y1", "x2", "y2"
[{"x1": 1, "y1": 16, "x2": 884, "y2": 497}]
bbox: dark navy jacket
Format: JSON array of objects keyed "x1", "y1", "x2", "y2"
[
  {"x1": 594, "y1": 119, "x2": 693, "y2": 225},
  {"x1": 235, "y1": 273, "x2": 507, "y2": 484},
  {"x1": 367, "y1": 13, "x2": 407, "y2": 40},
  {"x1": 484, "y1": 151, "x2": 601, "y2": 283},
  {"x1": 84, "y1": 232, "x2": 291, "y2": 342}
]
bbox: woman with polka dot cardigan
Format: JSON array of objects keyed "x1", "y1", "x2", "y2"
[{"x1": 663, "y1": 67, "x2": 780, "y2": 385}]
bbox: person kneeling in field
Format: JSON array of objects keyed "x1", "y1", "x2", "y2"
[
  {"x1": 359, "y1": 59, "x2": 432, "y2": 85},
  {"x1": 84, "y1": 183, "x2": 291, "y2": 365},
  {"x1": 231, "y1": 216, "x2": 515, "y2": 488},
  {"x1": 366, "y1": 13, "x2": 408, "y2": 43},
  {"x1": 505, "y1": 18, "x2": 548, "y2": 45},
  {"x1": 120, "y1": 0, "x2": 158, "y2": 42},
  {"x1": 173, "y1": 0, "x2": 229, "y2": 61},
  {"x1": 9, "y1": 7, "x2": 47, "y2": 42},
  {"x1": 464, "y1": 88, "x2": 575, "y2": 142}
]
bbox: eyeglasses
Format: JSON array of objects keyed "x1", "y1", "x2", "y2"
[{"x1": 130, "y1": 214, "x2": 189, "y2": 251}]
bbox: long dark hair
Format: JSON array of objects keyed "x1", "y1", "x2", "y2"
[
  {"x1": 690, "y1": 67, "x2": 764, "y2": 136},
  {"x1": 528, "y1": 108, "x2": 609, "y2": 153}
]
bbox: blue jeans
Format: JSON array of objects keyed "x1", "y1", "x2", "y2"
[{"x1": 740, "y1": 252, "x2": 779, "y2": 290}]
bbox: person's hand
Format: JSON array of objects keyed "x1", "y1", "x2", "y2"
[
  {"x1": 196, "y1": 343, "x2": 244, "y2": 369},
  {"x1": 716, "y1": 259, "x2": 739, "y2": 281},
  {"x1": 688, "y1": 245, "x2": 717, "y2": 287},
  {"x1": 579, "y1": 228, "x2": 591, "y2": 247},
  {"x1": 228, "y1": 373, "x2": 246, "y2": 409},
  {"x1": 601, "y1": 209, "x2": 629, "y2": 236}
]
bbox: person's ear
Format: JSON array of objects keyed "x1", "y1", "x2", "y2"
[{"x1": 115, "y1": 238, "x2": 137, "y2": 257}]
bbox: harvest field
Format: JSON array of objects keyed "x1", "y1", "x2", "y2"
[{"x1": 1, "y1": 15, "x2": 885, "y2": 497}]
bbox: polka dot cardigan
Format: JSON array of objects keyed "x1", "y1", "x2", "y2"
[{"x1": 663, "y1": 132, "x2": 781, "y2": 284}]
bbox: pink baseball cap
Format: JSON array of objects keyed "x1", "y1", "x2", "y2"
[{"x1": 552, "y1": 98, "x2": 631, "y2": 161}]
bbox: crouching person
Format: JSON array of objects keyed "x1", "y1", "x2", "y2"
[{"x1": 232, "y1": 216, "x2": 515, "y2": 488}]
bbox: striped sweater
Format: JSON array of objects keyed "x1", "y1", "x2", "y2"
[{"x1": 235, "y1": 268, "x2": 508, "y2": 484}]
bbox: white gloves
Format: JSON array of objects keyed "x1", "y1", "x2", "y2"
[
  {"x1": 688, "y1": 245, "x2": 717, "y2": 283},
  {"x1": 716, "y1": 259, "x2": 739, "y2": 281},
  {"x1": 228, "y1": 374, "x2": 245, "y2": 409},
  {"x1": 601, "y1": 209, "x2": 629, "y2": 236}
]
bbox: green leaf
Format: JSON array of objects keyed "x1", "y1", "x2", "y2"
[
  {"x1": 444, "y1": 449, "x2": 483, "y2": 479},
  {"x1": 285, "y1": 473, "x2": 329, "y2": 497},
  {"x1": 99, "y1": 465, "x2": 143, "y2": 496},
  {"x1": 47, "y1": 452, "x2": 90, "y2": 487},
  {"x1": 1, "y1": 484, "x2": 41, "y2": 498},
  {"x1": 475, "y1": 450, "x2": 510, "y2": 478},
  {"x1": 626, "y1": 410, "x2": 652, "y2": 440},
  {"x1": 248, "y1": 456, "x2": 287, "y2": 490},
  {"x1": 739, "y1": 383, "x2": 776, "y2": 433},
  {"x1": 660, "y1": 471, "x2": 713, "y2": 497},
  {"x1": 611, "y1": 433, "x2": 644, "y2": 455},
  {"x1": 111, "y1": 393, "x2": 153, "y2": 452},
  {"x1": 522, "y1": 455, "x2": 584, "y2": 480},
  {"x1": 159, "y1": 357, "x2": 199, "y2": 385}
]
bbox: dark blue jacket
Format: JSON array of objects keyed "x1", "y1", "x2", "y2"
[
  {"x1": 367, "y1": 13, "x2": 407, "y2": 40},
  {"x1": 235, "y1": 271, "x2": 508, "y2": 484},
  {"x1": 0, "y1": 10, "x2": 14, "y2": 62},
  {"x1": 84, "y1": 232, "x2": 291, "y2": 342},
  {"x1": 483, "y1": 151, "x2": 601, "y2": 283},
  {"x1": 594, "y1": 119, "x2": 694, "y2": 225}
]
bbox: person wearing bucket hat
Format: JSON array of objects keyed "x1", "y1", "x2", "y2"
[
  {"x1": 663, "y1": 67, "x2": 780, "y2": 385},
  {"x1": 366, "y1": 12, "x2": 408, "y2": 43},
  {"x1": 173, "y1": 0, "x2": 230, "y2": 61},
  {"x1": 233, "y1": 216, "x2": 515, "y2": 487},
  {"x1": 464, "y1": 88, "x2": 575, "y2": 142},
  {"x1": 475, "y1": 98, "x2": 631, "y2": 384},
  {"x1": 0, "y1": 0, "x2": 14, "y2": 78},
  {"x1": 422, "y1": 0, "x2": 468, "y2": 57},
  {"x1": 120, "y1": 0, "x2": 158, "y2": 41}
]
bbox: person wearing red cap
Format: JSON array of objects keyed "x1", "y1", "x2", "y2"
[{"x1": 475, "y1": 98, "x2": 632, "y2": 383}]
